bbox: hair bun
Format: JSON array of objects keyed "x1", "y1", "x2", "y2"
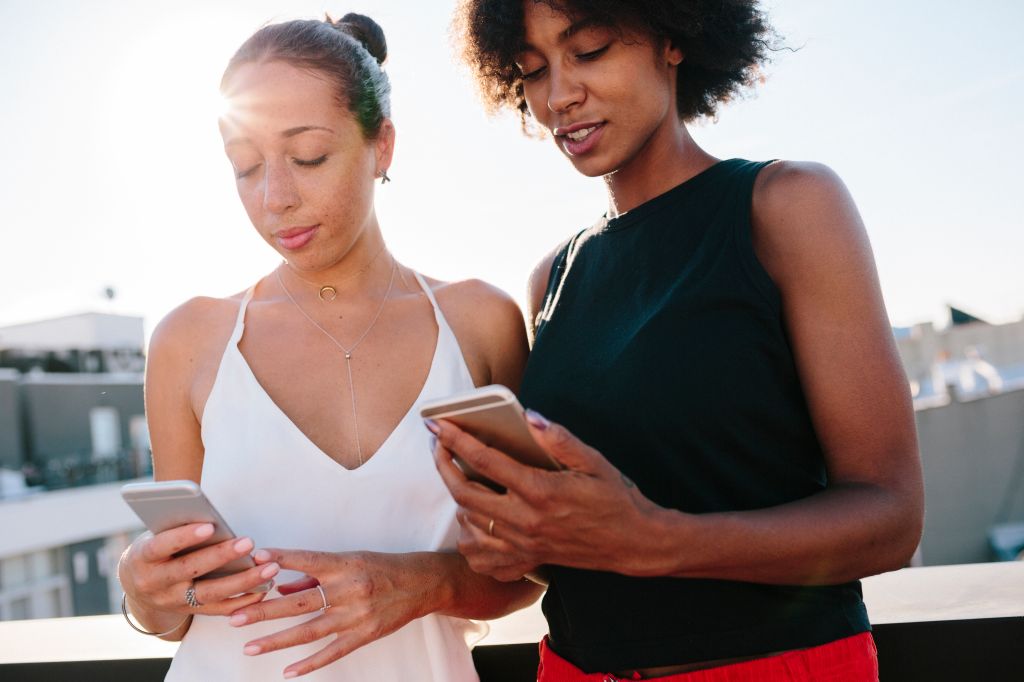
[{"x1": 336, "y1": 12, "x2": 387, "y2": 65}]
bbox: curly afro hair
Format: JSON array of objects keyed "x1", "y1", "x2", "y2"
[{"x1": 454, "y1": 0, "x2": 776, "y2": 131}]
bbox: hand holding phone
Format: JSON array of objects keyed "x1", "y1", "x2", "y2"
[
  {"x1": 420, "y1": 385, "x2": 561, "y2": 489},
  {"x1": 121, "y1": 480, "x2": 272, "y2": 592}
]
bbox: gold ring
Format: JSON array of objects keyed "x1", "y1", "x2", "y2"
[{"x1": 487, "y1": 518, "x2": 495, "y2": 536}]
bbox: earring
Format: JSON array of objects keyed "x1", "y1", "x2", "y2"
[{"x1": 379, "y1": 169, "x2": 391, "y2": 185}]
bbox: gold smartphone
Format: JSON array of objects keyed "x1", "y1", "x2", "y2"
[{"x1": 420, "y1": 385, "x2": 561, "y2": 489}]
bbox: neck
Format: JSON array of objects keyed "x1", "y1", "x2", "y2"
[
  {"x1": 279, "y1": 226, "x2": 395, "y2": 301},
  {"x1": 603, "y1": 121, "x2": 718, "y2": 218}
]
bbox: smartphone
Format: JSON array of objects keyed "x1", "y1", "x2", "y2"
[
  {"x1": 120, "y1": 480, "x2": 271, "y2": 592},
  {"x1": 420, "y1": 385, "x2": 561, "y2": 490}
]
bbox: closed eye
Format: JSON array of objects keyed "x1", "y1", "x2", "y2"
[
  {"x1": 520, "y1": 66, "x2": 546, "y2": 82},
  {"x1": 577, "y1": 44, "x2": 610, "y2": 61},
  {"x1": 294, "y1": 155, "x2": 328, "y2": 168},
  {"x1": 235, "y1": 165, "x2": 259, "y2": 180}
]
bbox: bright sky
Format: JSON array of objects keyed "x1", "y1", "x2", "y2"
[{"x1": 1, "y1": 0, "x2": 1021, "y2": 336}]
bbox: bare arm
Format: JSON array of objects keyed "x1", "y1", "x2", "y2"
[
  {"x1": 118, "y1": 299, "x2": 271, "y2": 640},
  {"x1": 429, "y1": 279, "x2": 541, "y2": 602},
  {"x1": 435, "y1": 163, "x2": 923, "y2": 586},
  {"x1": 649, "y1": 161, "x2": 924, "y2": 583}
]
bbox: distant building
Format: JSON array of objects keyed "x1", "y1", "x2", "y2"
[
  {"x1": 0, "y1": 312, "x2": 145, "y2": 374},
  {"x1": 0, "y1": 313, "x2": 148, "y2": 622},
  {"x1": 894, "y1": 307, "x2": 1024, "y2": 565}
]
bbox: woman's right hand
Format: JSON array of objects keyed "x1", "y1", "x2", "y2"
[{"x1": 119, "y1": 522, "x2": 280, "y2": 635}]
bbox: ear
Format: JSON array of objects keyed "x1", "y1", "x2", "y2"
[
  {"x1": 665, "y1": 41, "x2": 684, "y2": 67},
  {"x1": 375, "y1": 118, "x2": 396, "y2": 176}
]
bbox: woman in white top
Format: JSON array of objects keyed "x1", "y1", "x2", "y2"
[{"x1": 117, "y1": 13, "x2": 541, "y2": 681}]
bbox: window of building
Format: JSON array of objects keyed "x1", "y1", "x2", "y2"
[{"x1": 0, "y1": 548, "x2": 72, "y2": 621}]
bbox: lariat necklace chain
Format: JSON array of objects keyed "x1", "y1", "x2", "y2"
[{"x1": 274, "y1": 257, "x2": 398, "y2": 466}]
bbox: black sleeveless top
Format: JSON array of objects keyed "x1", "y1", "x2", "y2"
[{"x1": 518, "y1": 159, "x2": 870, "y2": 672}]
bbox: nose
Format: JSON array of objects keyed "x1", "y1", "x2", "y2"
[
  {"x1": 261, "y1": 160, "x2": 300, "y2": 214},
  {"x1": 547, "y1": 65, "x2": 584, "y2": 114}
]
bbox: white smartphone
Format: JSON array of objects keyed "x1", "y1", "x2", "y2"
[
  {"x1": 420, "y1": 385, "x2": 562, "y2": 490},
  {"x1": 120, "y1": 480, "x2": 271, "y2": 592}
]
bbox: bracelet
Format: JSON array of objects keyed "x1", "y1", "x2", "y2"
[{"x1": 121, "y1": 593, "x2": 190, "y2": 637}]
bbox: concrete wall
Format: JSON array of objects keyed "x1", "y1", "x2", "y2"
[
  {"x1": 0, "y1": 479, "x2": 143, "y2": 558},
  {"x1": 0, "y1": 371, "x2": 23, "y2": 470},
  {"x1": 916, "y1": 388, "x2": 1024, "y2": 565}
]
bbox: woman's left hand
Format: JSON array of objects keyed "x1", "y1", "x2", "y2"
[
  {"x1": 228, "y1": 549, "x2": 441, "y2": 678},
  {"x1": 431, "y1": 411, "x2": 669, "y2": 581}
]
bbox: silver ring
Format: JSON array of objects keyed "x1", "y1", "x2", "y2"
[
  {"x1": 487, "y1": 518, "x2": 495, "y2": 536},
  {"x1": 316, "y1": 583, "x2": 331, "y2": 612},
  {"x1": 184, "y1": 585, "x2": 201, "y2": 609}
]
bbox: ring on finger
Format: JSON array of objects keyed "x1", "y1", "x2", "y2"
[
  {"x1": 184, "y1": 584, "x2": 201, "y2": 609},
  {"x1": 487, "y1": 518, "x2": 495, "y2": 536},
  {"x1": 316, "y1": 583, "x2": 331, "y2": 612}
]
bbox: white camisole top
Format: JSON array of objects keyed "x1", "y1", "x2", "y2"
[{"x1": 165, "y1": 272, "x2": 482, "y2": 681}]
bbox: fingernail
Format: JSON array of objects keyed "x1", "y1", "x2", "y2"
[
  {"x1": 428, "y1": 434, "x2": 437, "y2": 453},
  {"x1": 243, "y1": 644, "x2": 261, "y2": 656},
  {"x1": 525, "y1": 409, "x2": 550, "y2": 430},
  {"x1": 253, "y1": 549, "x2": 271, "y2": 562},
  {"x1": 229, "y1": 613, "x2": 247, "y2": 626},
  {"x1": 234, "y1": 537, "x2": 254, "y2": 553},
  {"x1": 196, "y1": 523, "x2": 215, "y2": 538},
  {"x1": 284, "y1": 672, "x2": 299, "y2": 680},
  {"x1": 423, "y1": 418, "x2": 441, "y2": 434},
  {"x1": 260, "y1": 562, "x2": 280, "y2": 579}
]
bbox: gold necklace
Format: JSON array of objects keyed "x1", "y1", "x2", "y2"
[
  {"x1": 275, "y1": 257, "x2": 398, "y2": 466},
  {"x1": 283, "y1": 242, "x2": 388, "y2": 302}
]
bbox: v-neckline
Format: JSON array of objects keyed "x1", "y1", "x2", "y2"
[{"x1": 230, "y1": 288, "x2": 444, "y2": 474}]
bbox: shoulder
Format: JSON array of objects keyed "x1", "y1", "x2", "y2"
[
  {"x1": 750, "y1": 160, "x2": 869, "y2": 289},
  {"x1": 147, "y1": 293, "x2": 246, "y2": 371},
  {"x1": 430, "y1": 277, "x2": 525, "y2": 342},
  {"x1": 753, "y1": 160, "x2": 850, "y2": 214},
  {"x1": 427, "y1": 276, "x2": 528, "y2": 387}
]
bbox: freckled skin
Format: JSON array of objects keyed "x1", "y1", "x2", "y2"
[{"x1": 219, "y1": 60, "x2": 390, "y2": 277}]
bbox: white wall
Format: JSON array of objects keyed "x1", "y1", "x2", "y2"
[{"x1": 0, "y1": 480, "x2": 144, "y2": 559}]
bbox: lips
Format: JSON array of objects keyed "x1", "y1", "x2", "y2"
[
  {"x1": 553, "y1": 121, "x2": 605, "y2": 157},
  {"x1": 273, "y1": 225, "x2": 318, "y2": 251}
]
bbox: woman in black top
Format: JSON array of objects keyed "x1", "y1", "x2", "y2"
[{"x1": 429, "y1": 1, "x2": 923, "y2": 680}]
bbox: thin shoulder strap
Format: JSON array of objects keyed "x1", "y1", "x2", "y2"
[
  {"x1": 229, "y1": 287, "x2": 256, "y2": 345},
  {"x1": 411, "y1": 270, "x2": 441, "y2": 312}
]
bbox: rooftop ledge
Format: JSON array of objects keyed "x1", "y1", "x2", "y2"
[{"x1": 1, "y1": 562, "x2": 1021, "y2": 681}]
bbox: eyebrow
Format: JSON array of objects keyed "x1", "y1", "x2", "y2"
[
  {"x1": 518, "y1": 17, "x2": 606, "y2": 54},
  {"x1": 224, "y1": 125, "x2": 335, "y2": 147},
  {"x1": 282, "y1": 125, "x2": 335, "y2": 138}
]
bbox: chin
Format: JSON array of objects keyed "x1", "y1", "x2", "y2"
[{"x1": 566, "y1": 155, "x2": 619, "y2": 179}]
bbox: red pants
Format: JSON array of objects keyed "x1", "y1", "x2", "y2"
[{"x1": 537, "y1": 633, "x2": 878, "y2": 681}]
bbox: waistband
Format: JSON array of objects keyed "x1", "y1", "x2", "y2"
[{"x1": 538, "y1": 632, "x2": 878, "y2": 681}]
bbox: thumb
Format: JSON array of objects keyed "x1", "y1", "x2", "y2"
[
  {"x1": 525, "y1": 409, "x2": 608, "y2": 474},
  {"x1": 253, "y1": 548, "x2": 327, "y2": 576}
]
